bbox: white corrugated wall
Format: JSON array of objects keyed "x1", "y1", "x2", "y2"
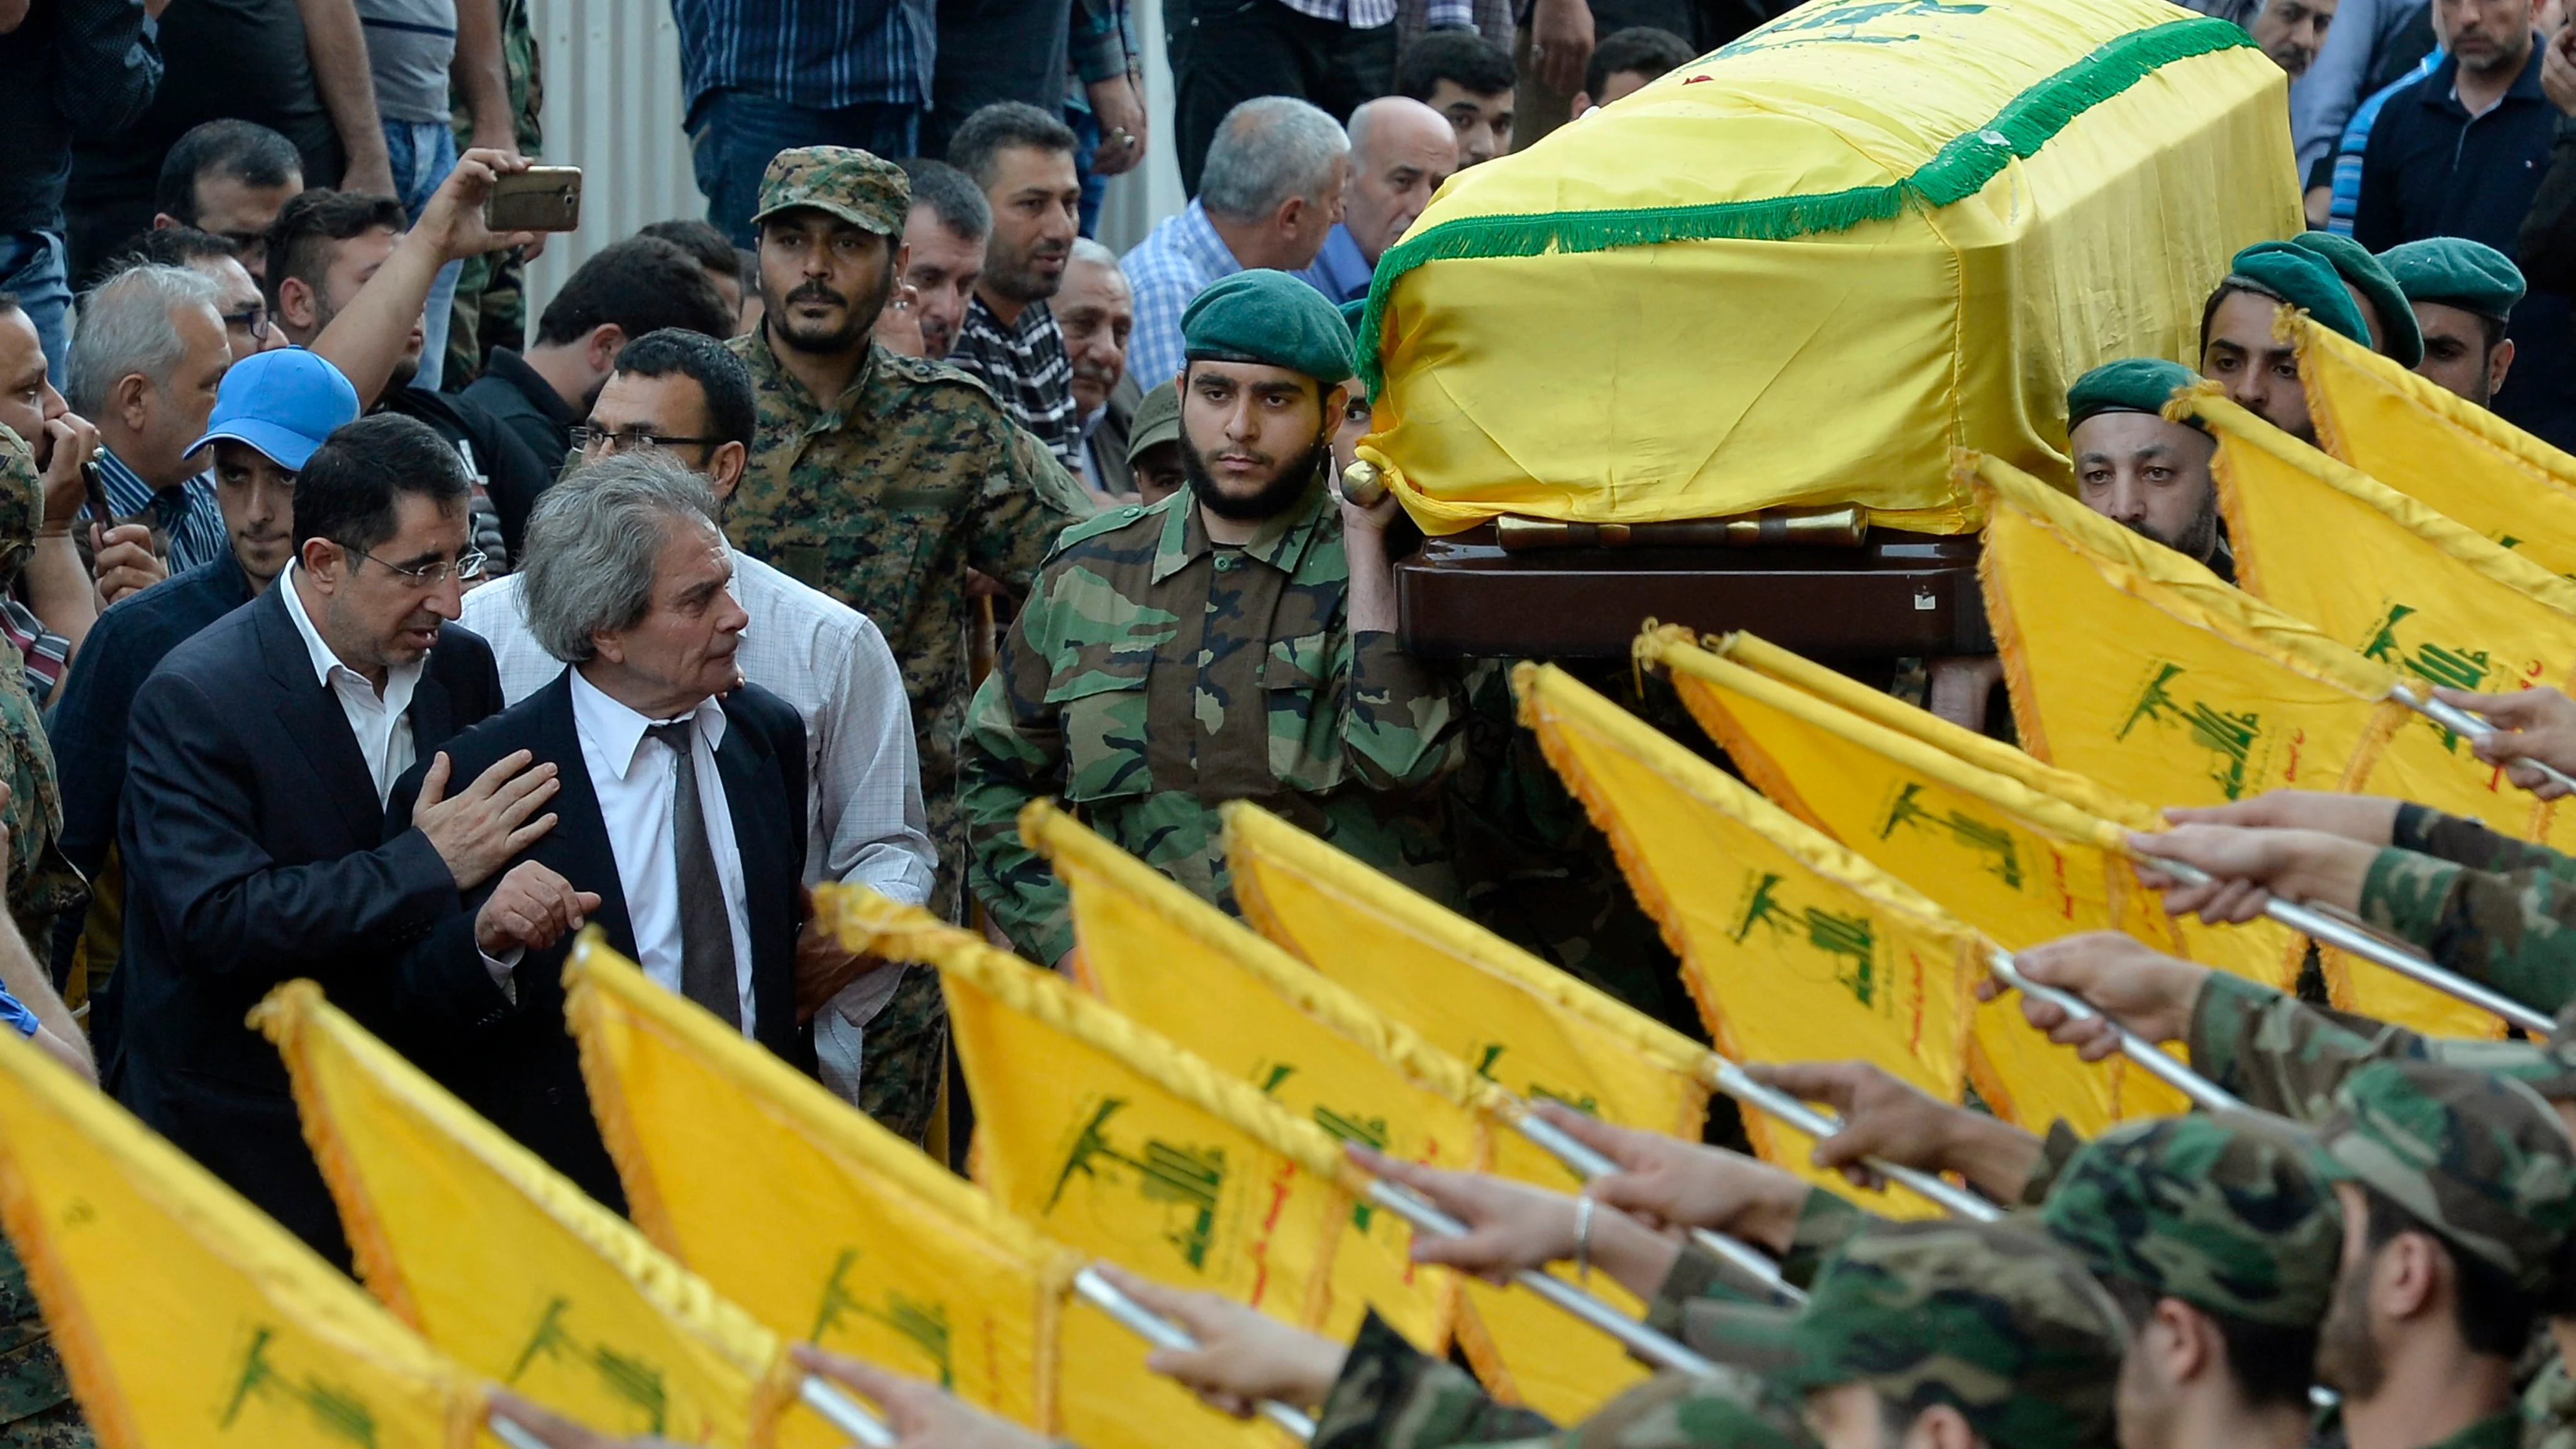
[{"x1": 520, "y1": 0, "x2": 1185, "y2": 322}]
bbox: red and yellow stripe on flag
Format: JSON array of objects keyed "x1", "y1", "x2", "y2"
[
  {"x1": 1513, "y1": 661, "x2": 1977, "y2": 1213},
  {"x1": 250, "y1": 983, "x2": 822, "y2": 1448},
  {"x1": 0, "y1": 1029, "x2": 499, "y2": 1449},
  {"x1": 2292, "y1": 309, "x2": 2576, "y2": 577}
]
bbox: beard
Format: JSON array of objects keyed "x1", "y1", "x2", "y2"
[
  {"x1": 2315, "y1": 1256, "x2": 2388, "y2": 1401},
  {"x1": 1183, "y1": 428, "x2": 1329, "y2": 523},
  {"x1": 765, "y1": 267, "x2": 894, "y2": 355},
  {"x1": 2119, "y1": 492, "x2": 2220, "y2": 566},
  {"x1": 985, "y1": 236, "x2": 1067, "y2": 306}
]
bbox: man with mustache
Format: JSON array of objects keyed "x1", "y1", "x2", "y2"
[
  {"x1": 725, "y1": 147, "x2": 1082, "y2": 984},
  {"x1": 959, "y1": 269, "x2": 1465, "y2": 967},
  {"x1": 944, "y1": 103, "x2": 1087, "y2": 470},
  {"x1": 2065, "y1": 358, "x2": 2234, "y2": 582}
]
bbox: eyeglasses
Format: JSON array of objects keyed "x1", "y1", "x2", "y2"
[
  {"x1": 354, "y1": 547, "x2": 487, "y2": 587},
  {"x1": 570, "y1": 425, "x2": 723, "y2": 454},
  {"x1": 221, "y1": 305, "x2": 273, "y2": 342}
]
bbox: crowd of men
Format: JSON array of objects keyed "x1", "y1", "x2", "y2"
[{"x1": 1, "y1": 0, "x2": 2576, "y2": 1442}]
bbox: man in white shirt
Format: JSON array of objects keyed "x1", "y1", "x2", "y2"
[
  {"x1": 458, "y1": 327, "x2": 941, "y2": 1139},
  {"x1": 115, "y1": 411, "x2": 550, "y2": 1262},
  {"x1": 391, "y1": 450, "x2": 814, "y2": 1204}
]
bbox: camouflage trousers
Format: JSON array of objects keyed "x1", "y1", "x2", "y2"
[{"x1": 852, "y1": 963, "x2": 948, "y2": 1146}]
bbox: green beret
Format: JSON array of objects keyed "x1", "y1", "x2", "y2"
[
  {"x1": 1127, "y1": 379, "x2": 1181, "y2": 464},
  {"x1": 1181, "y1": 270, "x2": 1355, "y2": 386},
  {"x1": 2067, "y1": 357, "x2": 2204, "y2": 430},
  {"x1": 2289, "y1": 231, "x2": 2423, "y2": 368},
  {"x1": 2223, "y1": 241, "x2": 2370, "y2": 350},
  {"x1": 2380, "y1": 236, "x2": 2527, "y2": 323}
]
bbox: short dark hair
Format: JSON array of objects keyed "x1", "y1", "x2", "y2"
[
  {"x1": 2097, "y1": 1271, "x2": 2320, "y2": 1413},
  {"x1": 534, "y1": 236, "x2": 736, "y2": 347},
  {"x1": 610, "y1": 328, "x2": 757, "y2": 452},
  {"x1": 896, "y1": 158, "x2": 993, "y2": 241},
  {"x1": 635, "y1": 219, "x2": 743, "y2": 287},
  {"x1": 155, "y1": 120, "x2": 303, "y2": 225},
  {"x1": 2360, "y1": 1184, "x2": 2538, "y2": 1361},
  {"x1": 1585, "y1": 26, "x2": 1694, "y2": 99},
  {"x1": 947, "y1": 102, "x2": 1079, "y2": 191},
  {"x1": 2479, "y1": 313, "x2": 2511, "y2": 353},
  {"x1": 108, "y1": 226, "x2": 242, "y2": 273},
  {"x1": 264, "y1": 189, "x2": 409, "y2": 311},
  {"x1": 2199, "y1": 279, "x2": 2262, "y2": 357},
  {"x1": 293, "y1": 413, "x2": 472, "y2": 555},
  {"x1": 1397, "y1": 30, "x2": 1517, "y2": 102}
]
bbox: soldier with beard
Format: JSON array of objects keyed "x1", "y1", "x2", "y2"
[
  {"x1": 2066, "y1": 358, "x2": 2233, "y2": 582},
  {"x1": 958, "y1": 268, "x2": 1467, "y2": 968}
]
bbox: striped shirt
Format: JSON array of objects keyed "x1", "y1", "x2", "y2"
[
  {"x1": 0, "y1": 599, "x2": 66, "y2": 706},
  {"x1": 1121, "y1": 199, "x2": 1244, "y2": 395},
  {"x1": 1277, "y1": 0, "x2": 1472, "y2": 28},
  {"x1": 93, "y1": 447, "x2": 226, "y2": 577},
  {"x1": 670, "y1": 0, "x2": 933, "y2": 114},
  {"x1": 948, "y1": 297, "x2": 1083, "y2": 471},
  {"x1": 2328, "y1": 49, "x2": 2445, "y2": 235}
]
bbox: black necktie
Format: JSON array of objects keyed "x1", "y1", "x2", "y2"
[{"x1": 643, "y1": 721, "x2": 740, "y2": 1029}]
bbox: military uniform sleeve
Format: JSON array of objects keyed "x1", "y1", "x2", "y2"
[
  {"x1": 1640, "y1": 1189, "x2": 1878, "y2": 1348},
  {"x1": 2392, "y1": 804, "x2": 2576, "y2": 880},
  {"x1": 1313, "y1": 1311, "x2": 1560, "y2": 1449},
  {"x1": 957, "y1": 583, "x2": 1077, "y2": 965},
  {"x1": 969, "y1": 425, "x2": 1088, "y2": 594},
  {"x1": 1340, "y1": 631, "x2": 1467, "y2": 791},
  {"x1": 2356, "y1": 847, "x2": 2576, "y2": 1013},
  {"x1": 2185, "y1": 969, "x2": 2428, "y2": 1121}
]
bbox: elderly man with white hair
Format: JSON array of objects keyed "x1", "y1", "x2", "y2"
[
  {"x1": 1121, "y1": 96, "x2": 1351, "y2": 390},
  {"x1": 66, "y1": 262, "x2": 233, "y2": 573},
  {"x1": 1297, "y1": 96, "x2": 1460, "y2": 305},
  {"x1": 1055, "y1": 238, "x2": 1140, "y2": 501}
]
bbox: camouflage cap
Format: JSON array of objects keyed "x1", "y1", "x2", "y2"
[
  {"x1": 2039, "y1": 1111, "x2": 2342, "y2": 1328},
  {"x1": 750, "y1": 146, "x2": 908, "y2": 236},
  {"x1": 1687, "y1": 1220, "x2": 2126, "y2": 1449},
  {"x1": 2314, "y1": 1060, "x2": 2576, "y2": 1294}
]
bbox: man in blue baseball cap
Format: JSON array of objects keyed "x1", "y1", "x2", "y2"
[{"x1": 47, "y1": 346, "x2": 362, "y2": 1033}]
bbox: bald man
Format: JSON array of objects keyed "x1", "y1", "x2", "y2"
[{"x1": 1294, "y1": 97, "x2": 1460, "y2": 306}]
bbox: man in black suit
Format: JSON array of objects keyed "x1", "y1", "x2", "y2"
[
  {"x1": 387, "y1": 450, "x2": 810, "y2": 1210},
  {"x1": 116, "y1": 413, "x2": 570, "y2": 1261}
]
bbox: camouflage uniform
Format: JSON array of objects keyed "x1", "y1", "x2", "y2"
[
  {"x1": 722, "y1": 147, "x2": 1089, "y2": 931},
  {"x1": 444, "y1": 0, "x2": 543, "y2": 386},
  {"x1": 2184, "y1": 970, "x2": 2576, "y2": 1124},
  {"x1": 1317, "y1": 1219, "x2": 2122, "y2": 1449},
  {"x1": 0, "y1": 440, "x2": 84, "y2": 1446},
  {"x1": 2351, "y1": 804, "x2": 2576, "y2": 1016},
  {"x1": 957, "y1": 479, "x2": 1467, "y2": 965}
]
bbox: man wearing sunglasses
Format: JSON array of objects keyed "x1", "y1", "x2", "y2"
[{"x1": 113, "y1": 411, "x2": 555, "y2": 1266}]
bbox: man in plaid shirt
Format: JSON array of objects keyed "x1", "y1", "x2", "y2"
[{"x1": 944, "y1": 103, "x2": 1086, "y2": 470}]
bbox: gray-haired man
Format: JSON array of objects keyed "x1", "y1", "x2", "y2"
[
  {"x1": 387, "y1": 449, "x2": 814, "y2": 1208},
  {"x1": 460, "y1": 327, "x2": 939, "y2": 1141},
  {"x1": 65, "y1": 262, "x2": 233, "y2": 572}
]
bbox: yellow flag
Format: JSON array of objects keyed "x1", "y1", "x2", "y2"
[
  {"x1": 1972, "y1": 449, "x2": 2519, "y2": 1037},
  {"x1": 2292, "y1": 310, "x2": 2576, "y2": 577},
  {"x1": 1513, "y1": 661, "x2": 1975, "y2": 1213},
  {"x1": 1221, "y1": 798, "x2": 1708, "y2": 1418},
  {"x1": 0, "y1": 1032, "x2": 497, "y2": 1449},
  {"x1": 1023, "y1": 799, "x2": 1502, "y2": 1353},
  {"x1": 560, "y1": 935, "x2": 1248, "y2": 1449},
  {"x1": 821, "y1": 888, "x2": 1360, "y2": 1339},
  {"x1": 1646, "y1": 630, "x2": 2269, "y2": 1133},
  {"x1": 250, "y1": 982, "x2": 812, "y2": 1448},
  {"x1": 1694, "y1": 628, "x2": 2301, "y2": 990}
]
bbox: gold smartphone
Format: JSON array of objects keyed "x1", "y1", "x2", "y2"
[{"x1": 484, "y1": 166, "x2": 583, "y2": 231}]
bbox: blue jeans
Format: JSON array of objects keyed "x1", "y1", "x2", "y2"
[
  {"x1": 384, "y1": 119, "x2": 463, "y2": 391},
  {"x1": 0, "y1": 232, "x2": 71, "y2": 384},
  {"x1": 688, "y1": 90, "x2": 922, "y2": 248}
]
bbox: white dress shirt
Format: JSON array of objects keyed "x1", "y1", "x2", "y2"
[
  {"x1": 567, "y1": 669, "x2": 760, "y2": 1034},
  {"x1": 279, "y1": 564, "x2": 421, "y2": 805},
  {"x1": 462, "y1": 548, "x2": 936, "y2": 1097}
]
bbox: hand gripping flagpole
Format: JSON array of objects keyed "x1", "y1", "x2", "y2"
[
  {"x1": 1687, "y1": 1062, "x2": 2003, "y2": 1224},
  {"x1": 1358, "y1": 1179, "x2": 1716, "y2": 1375},
  {"x1": 1073, "y1": 1265, "x2": 1319, "y2": 1440},
  {"x1": 1507, "y1": 1109, "x2": 1811, "y2": 1304},
  {"x1": 2397, "y1": 684, "x2": 2576, "y2": 798},
  {"x1": 2138, "y1": 852, "x2": 2553, "y2": 1035},
  {"x1": 1982, "y1": 948, "x2": 2245, "y2": 1113}
]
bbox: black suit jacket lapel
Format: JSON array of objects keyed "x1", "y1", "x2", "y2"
[
  {"x1": 253, "y1": 587, "x2": 384, "y2": 847},
  {"x1": 714, "y1": 708, "x2": 795, "y2": 1055}
]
